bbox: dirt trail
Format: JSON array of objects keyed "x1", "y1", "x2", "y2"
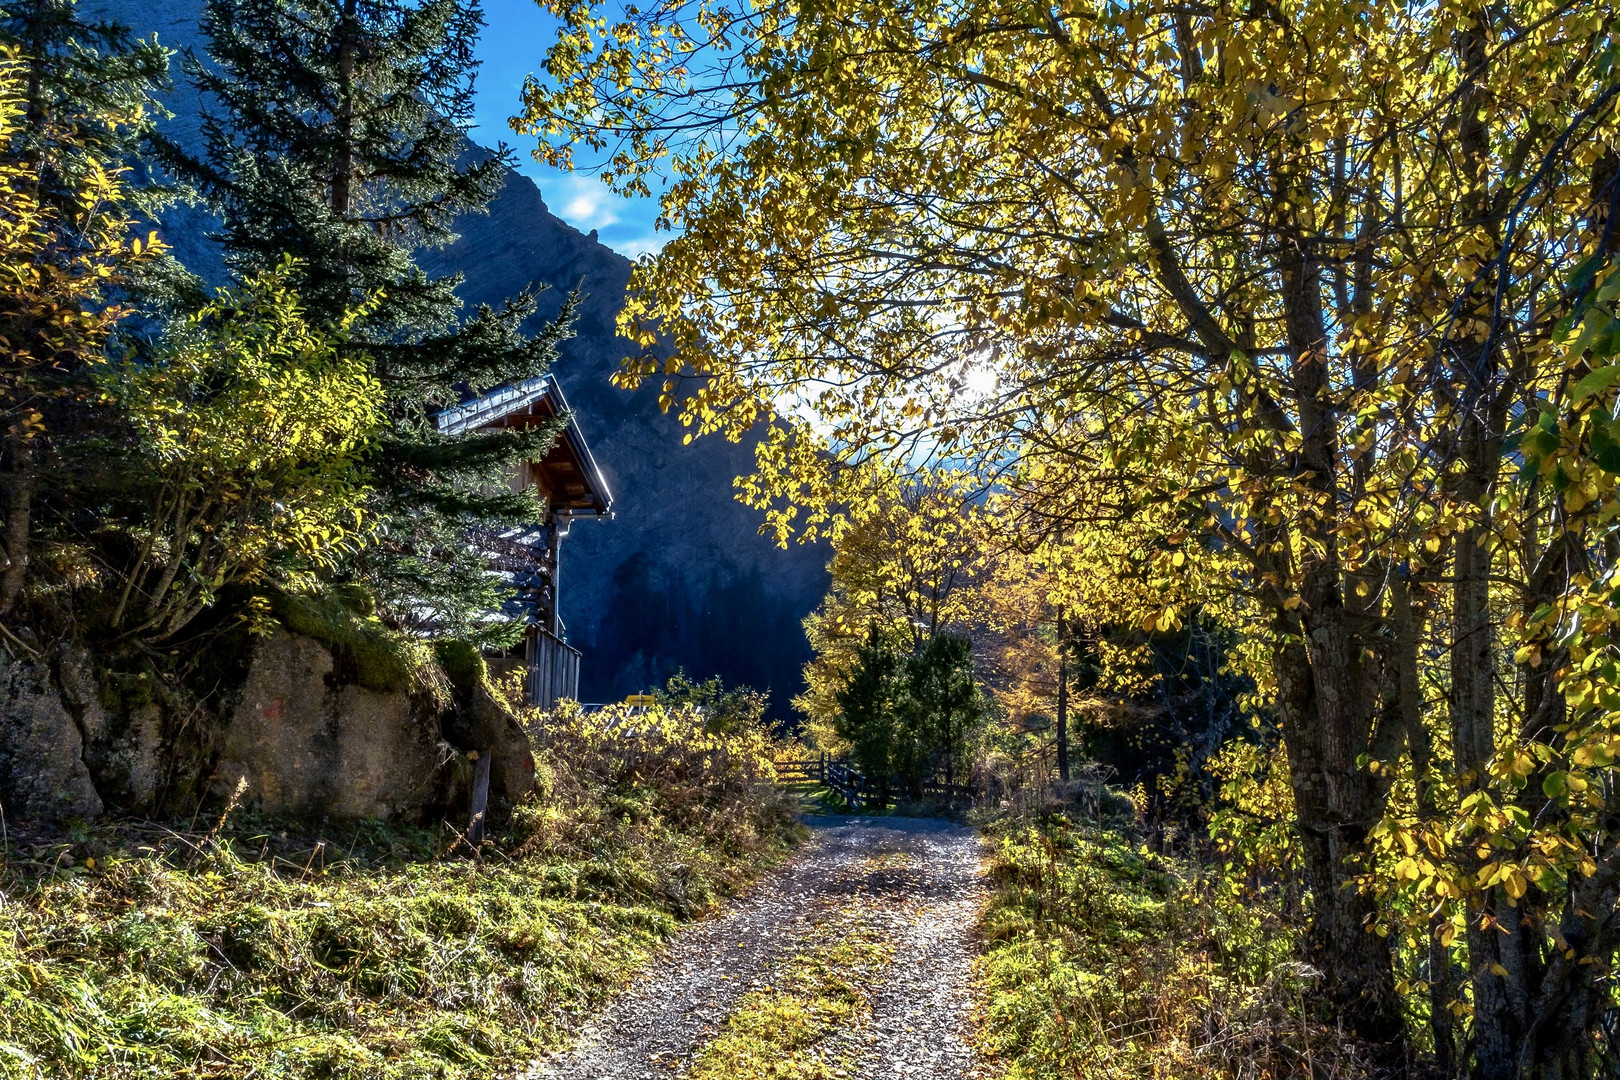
[{"x1": 524, "y1": 815, "x2": 990, "y2": 1080}]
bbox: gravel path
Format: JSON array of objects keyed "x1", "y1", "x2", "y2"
[{"x1": 524, "y1": 815, "x2": 990, "y2": 1080}]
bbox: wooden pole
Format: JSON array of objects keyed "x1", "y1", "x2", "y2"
[
  {"x1": 1056, "y1": 607, "x2": 1070, "y2": 783},
  {"x1": 546, "y1": 518, "x2": 563, "y2": 638},
  {"x1": 467, "y1": 749, "x2": 492, "y2": 854}
]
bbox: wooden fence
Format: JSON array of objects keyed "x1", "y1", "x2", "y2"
[
  {"x1": 773, "y1": 754, "x2": 977, "y2": 810},
  {"x1": 527, "y1": 628, "x2": 580, "y2": 710}
]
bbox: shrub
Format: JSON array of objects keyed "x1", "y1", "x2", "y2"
[
  {"x1": 517, "y1": 699, "x2": 801, "y2": 911},
  {"x1": 103, "y1": 265, "x2": 381, "y2": 644}
]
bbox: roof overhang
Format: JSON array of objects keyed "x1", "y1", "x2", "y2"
[{"x1": 436, "y1": 374, "x2": 614, "y2": 517}]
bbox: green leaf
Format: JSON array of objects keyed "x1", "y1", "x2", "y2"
[
  {"x1": 1542, "y1": 771, "x2": 1567, "y2": 799},
  {"x1": 1574, "y1": 365, "x2": 1620, "y2": 401},
  {"x1": 1592, "y1": 425, "x2": 1620, "y2": 472}
]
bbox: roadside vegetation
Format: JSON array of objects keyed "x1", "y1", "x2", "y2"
[
  {"x1": 0, "y1": 698, "x2": 800, "y2": 1079},
  {"x1": 789, "y1": 489, "x2": 1396, "y2": 1076},
  {"x1": 537, "y1": 0, "x2": 1620, "y2": 1072},
  {"x1": 977, "y1": 806, "x2": 1377, "y2": 1080}
]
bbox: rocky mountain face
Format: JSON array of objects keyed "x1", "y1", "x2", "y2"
[
  {"x1": 424, "y1": 177, "x2": 829, "y2": 716},
  {"x1": 86, "y1": 0, "x2": 829, "y2": 722}
]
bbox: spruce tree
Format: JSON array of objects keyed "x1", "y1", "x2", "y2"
[
  {"x1": 834, "y1": 625, "x2": 906, "y2": 802},
  {"x1": 900, "y1": 633, "x2": 982, "y2": 789},
  {"x1": 0, "y1": 0, "x2": 168, "y2": 185},
  {"x1": 166, "y1": 0, "x2": 574, "y2": 639}
]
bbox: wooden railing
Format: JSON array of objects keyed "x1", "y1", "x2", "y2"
[
  {"x1": 468, "y1": 527, "x2": 550, "y2": 574},
  {"x1": 773, "y1": 755, "x2": 828, "y2": 782},
  {"x1": 773, "y1": 755, "x2": 978, "y2": 810},
  {"x1": 527, "y1": 627, "x2": 580, "y2": 709}
]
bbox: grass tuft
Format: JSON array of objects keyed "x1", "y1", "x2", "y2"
[{"x1": 688, "y1": 910, "x2": 895, "y2": 1080}]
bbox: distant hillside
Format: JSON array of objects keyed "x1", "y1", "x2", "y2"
[{"x1": 85, "y1": 0, "x2": 829, "y2": 721}]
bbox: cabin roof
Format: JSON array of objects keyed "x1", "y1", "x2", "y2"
[{"x1": 436, "y1": 375, "x2": 614, "y2": 518}]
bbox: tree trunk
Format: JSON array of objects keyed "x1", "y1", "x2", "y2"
[
  {"x1": 1394, "y1": 572, "x2": 1459, "y2": 1073},
  {"x1": 1274, "y1": 627, "x2": 1404, "y2": 1046},
  {"x1": 1272, "y1": 204, "x2": 1406, "y2": 1050},
  {"x1": 1055, "y1": 606, "x2": 1069, "y2": 783},
  {"x1": 1511, "y1": 861, "x2": 1620, "y2": 1079},
  {"x1": 1452, "y1": 482, "x2": 1523, "y2": 1080},
  {"x1": 466, "y1": 748, "x2": 492, "y2": 853},
  {"x1": 331, "y1": 0, "x2": 357, "y2": 218},
  {"x1": 0, "y1": 437, "x2": 33, "y2": 616}
]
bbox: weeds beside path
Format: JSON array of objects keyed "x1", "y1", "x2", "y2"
[
  {"x1": 527, "y1": 816, "x2": 991, "y2": 1080},
  {"x1": 977, "y1": 816, "x2": 1378, "y2": 1080},
  {"x1": 0, "y1": 701, "x2": 800, "y2": 1079}
]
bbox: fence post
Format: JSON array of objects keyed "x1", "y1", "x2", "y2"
[{"x1": 467, "y1": 749, "x2": 492, "y2": 855}]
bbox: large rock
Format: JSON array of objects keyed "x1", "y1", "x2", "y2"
[
  {"x1": 58, "y1": 645, "x2": 172, "y2": 813},
  {"x1": 440, "y1": 679, "x2": 537, "y2": 805},
  {"x1": 0, "y1": 649, "x2": 104, "y2": 822},
  {"x1": 213, "y1": 629, "x2": 536, "y2": 821},
  {"x1": 214, "y1": 630, "x2": 451, "y2": 820}
]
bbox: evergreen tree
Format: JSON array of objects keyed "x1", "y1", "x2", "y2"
[
  {"x1": 833, "y1": 625, "x2": 906, "y2": 801},
  {"x1": 0, "y1": 0, "x2": 168, "y2": 186},
  {"x1": 0, "y1": 0, "x2": 169, "y2": 617},
  {"x1": 165, "y1": 0, "x2": 575, "y2": 639},
  {"x1": 834, "y1": 627, "x2": 986, "y2": 803},
  {"x1": 901, "y1": 633, "x2": 983, "y2": 789}
]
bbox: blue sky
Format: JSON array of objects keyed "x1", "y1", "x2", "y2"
[{"x1": 471, "y1": 0, "x2": 667, "y2": 258}]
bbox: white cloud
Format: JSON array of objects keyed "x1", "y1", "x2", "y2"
[{"x1": 555, "y1": 177, "x2": 622, "y2": 230}]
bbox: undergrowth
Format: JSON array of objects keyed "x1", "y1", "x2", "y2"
[
  {"x1": 977, "y1": 814, "x2": 1378, "y2": 1080},
  {"x1": 0, "y1": 701, "x2": 802, "y2": 1078}
]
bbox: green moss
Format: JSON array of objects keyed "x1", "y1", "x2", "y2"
[
  {"x1": 330, "y1": 583, "x2": 378, "y2": 618},
  {"x1": 688, "y1": 912, "x2": 893, "y2": 1080},
  {"x1": 432, "y1": 638, "x2": 488, "y2": 696},
  {"x1": 0, "y1": 853, "x2": 680, "y2": 1077},
  {"x1": 267, "y1": 587, "x2": 431, "y2": 694}
]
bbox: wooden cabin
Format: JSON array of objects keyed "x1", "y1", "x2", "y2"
[{"x1": 436, "y1": 375, "x2": 613, "y2": 708}]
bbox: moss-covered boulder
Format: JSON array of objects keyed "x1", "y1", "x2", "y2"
[
  {"x1": 3, "y1": 594, "x2": 538, "y2": 824},
  {"x1": 213, "y1": 628, "x2": 452, "y2": 820}
]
